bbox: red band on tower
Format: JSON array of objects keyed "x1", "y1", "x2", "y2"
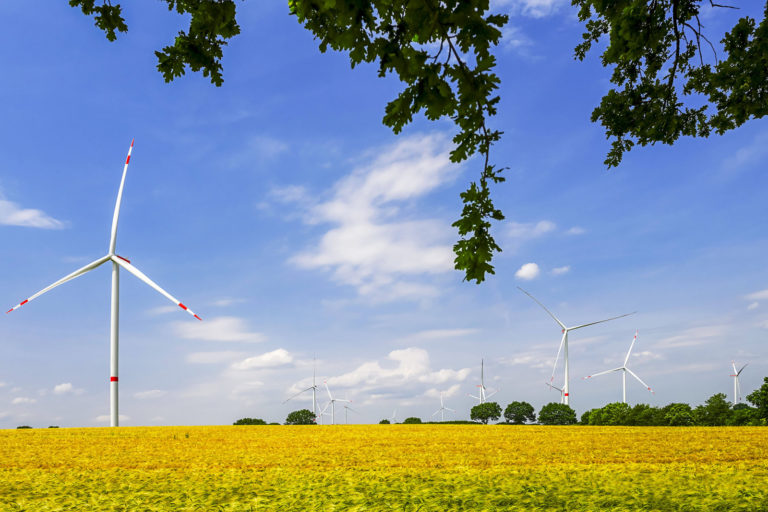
[{"x1": 110, "y1": 376, "x2": 118, "y2": 382}]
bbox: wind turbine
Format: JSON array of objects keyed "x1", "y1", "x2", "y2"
[
  {"x1": 546, "y1": 381, "x2": 565, "y2": 404},
  {"x1": 468, "y1": 359, "x2": 498, "y2": 404},
  {"x1": 6, "y1": 140, "x2": 202, "y2": 427},
  {"x1": 283, "y1": 355, "x2": 320, "y2": 422},
  {"x1": 730, "y1": 361, "x2": 748, "y2": 404},
  {"x1": 583, "y1": 330, "x2": 654, "y2": 403},
  {"x1": 388, "y1": 409, "x2": 397, "y2": 424},
  {"x1": 319, "y1": 381, "x2": 349, "y2": 425},
  {"x1": 343, "y1": 404, "x2": 358, "y2": 425},
  {"x1": 432, "y1": 392, "x2": 456, "y2": 422},
  {"x1": 518, "y1": 287, "x2": 633, "y2": 406}
]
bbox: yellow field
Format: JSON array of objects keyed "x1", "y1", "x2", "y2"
[{"x1": 1, "y1": 425, "x2": 766, "y2": 511}]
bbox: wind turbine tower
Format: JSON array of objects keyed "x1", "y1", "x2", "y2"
[
  {"x1": 7, "y1": 140, "x2": 202, "y2": 427},
  {"x1": 518, "y1": 287, "x2": 633, "y2": 406},
  {"x1": 731, "y1": 361, "x2": 748, "y2": 404},
  {"x1": 468, "y1": 359, "x2": 498, "y2": 404},
  {"x1": 432, "y1": 392, "x2": 456, "y2": 422},
  {"x1": 283, "y1": 355, "x2": 320, "y2": 422}
]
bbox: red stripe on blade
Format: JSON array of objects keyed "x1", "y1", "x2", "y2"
[
  {"x1": 110, "y1": 377, "x2": 118, "y2": 382},
  {"x1": 125, "y1": 155, "x2": 131, "y2": 164},
  {"x1": 130, "y1": 138, "x2": 134, "y2": 147},
  {"x1": 179, "y1": 303, "x2": 188, "y2": 310},
  {"x1": 6, "y1": 309, "x2": 13, "y2": 314},
  {"x1": 20, "y1": 300, "x2": 28, "y2": 306},
  {"x1": 115, "y1": 255, "x2": 131, "y2": 264},
  {"x1": 194, "y1": 314, "x2": 202, "y2": 321}
]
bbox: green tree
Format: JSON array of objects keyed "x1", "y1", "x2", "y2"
[
  {"x1": 471, "y1": 402, "x2": 502, "y2": 424},
  {"x1": 626, "y1": 404, "x2": 658, "y2": 426},
  {"x1": 538, "y1": 403, "x2": 577, "y2": 425},
  {"x1": 285, "y1": 409, "x2": 317, "y2": 425},
  {"x1": 233, "y1": 417, "x2": 267, "y2": 425},
  {"x1": 503, "y1": 401, "x2": 536, "y2": 424},
  {"x1": 727, "y1": 404, "x2": 761, "y2": 426},
  {"x1": 69, "y1": 1, "x2": 768, "y2": 281},
  {"x1": 662, "y1": 403, "x2": 695, "y2": 426},
  {"x1": 379, "y1": 419, "x2": 391, "y2": 424},
  {"x1": 746, "y1": 377, "x2": 768, "y2": 422},
  {"x1": 694, "y1": 393, "x2": 732, "y2": 426},
  {"x1": 402, "y1": 417, "x2": 422, "y2": 424},
  {"x1": 596, "y1": 402, "x2": 632, "y2": 426}
]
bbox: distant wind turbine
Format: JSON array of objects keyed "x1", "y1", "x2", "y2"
[
  {"x1": 518, "y1": 287, "x2": 634, "y2": 406},
  {"x1": 546, "y1": 381, "x2": 565, "y2": 404},
  {"x1": 388, "y1": 409, "x2": 397, "y2": 424},
  {"x1": 730, "y1": 361, "x2": 748, "y2": 404},
  {"x1": 6, "y1": 140, "x2": 202, "y2": 427},
  {"x1": 343, "y1": 404, "x2": 358, "y2": 425},
  {"x1": 319, "y1": 381, "x2": 349, "y2": 425},
  {"x1": 583, "y1": 330, "x2": 654, "y2": 403},
  {"x1": 283, "y1": 355, "x2": 320, "y2": 422},
  {"x1": 468, "y1": 359, "x2": 498, "y2": 404},
  {"x1": 432, "y1": 392, "x2": 456, "y2": 422}
]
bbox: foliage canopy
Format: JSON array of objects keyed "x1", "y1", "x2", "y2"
[{"x1": 70, "y1": 0, "x2": 768, "y2": 283}]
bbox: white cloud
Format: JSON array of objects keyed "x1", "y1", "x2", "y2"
[
  {"x1": 515, "y1": 262, "x2": 540, "y2": 280},
  {"x1": 746, "y1": 289, "x2": 768, "y2": 301},
  {"x1": 495, "y1": 0, "x2": 569, "y2": 18},
  {"x1": 566, "y1": 227, "x2": 585, "y2": 235},
  {"x1": 289, "y1": 134, "x2": 458, "y2": 301},
  {"x1": 174, "y1": 316, "x2": 266, "y2": 343},
  {"x1": 228, "y1": 135, "x2": 288, "y2": 168},
  {"x1": 186, "y1": 351, "x2": 244, "y2": 364},
  {"x1": 11, "y1": 397, "x2": 36, "y2": 405},
  {"x1": 232, "y1": 349, "x2": 294, "y2": 370},
  {"x1": 53, "y1": 383, "x2": 83, "y2": 395},
  {"x1": 508, "y1": 220, "x2": 556, "y2": 239},
  {"x1": 133, "y1": 390, "x2": 167, "y2": 399},
  {"x1": 399, "y1": 328, "x2": 479, "y2": 344},
  {"x1": 95, "y1": 414, "x2": 129, "y2": 423},
  {"x1": 501, "y1": 25, "x2": 534, "y2": 53},
  {"x1": 747, "y1": 302, "x2": 759, "y2": 311},
  {"x1": 655, "y1": 325, "x2": 728, "y2": 348},
  {"x1": 148, "y1": 305, "x2": 181, "y2": 316},
  {"x1": 551, "y1": 266, "x2": 570, "y2": 276},
  {"x1": 723, "y1": 131, "x2": 768, "y2": 171},
  {"x1": 314, "y1": 347, "x2": 470, "y2": 394},
  {"x1": 210, "y1": 297, "x2": 245, "y2": 307},
  {"x1": 0, "y1": 382, "x2": 6, "y2": 388},
  {"x1": 0, "y1": 197, "x2": 64, "y2": 229},
  {"x1": 424, "y1": 384, "x2": 461, "y2": 399}
]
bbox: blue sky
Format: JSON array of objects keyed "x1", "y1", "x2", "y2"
[{"x1": 1, "y1": 1, "x2": 766, "y2": 427}]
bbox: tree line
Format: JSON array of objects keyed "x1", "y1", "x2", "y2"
[{"x1": 235, "y1": 377, "x2": 768, "y2": 427}]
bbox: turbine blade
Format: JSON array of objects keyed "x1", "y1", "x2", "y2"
[
  {"x1": 550, "y1": 331, "x2": 567, "y2": 382},
  {"x1": 570, "y1": 312, "x2": 635, "y2": 330},
  {"x1": 626, "y1": 368, "x2": 654, "y2": 393},
  {"x1": 583, "y1": 368, "x2": 622, "y2": 379},
  {"x1": 624, "y1": 330, "x2": 639, "y2": 366},
  {"x1": 486, "y1": 389, "x2": 499, "y2": 399},
  {"x1": 282, "y1": 386, "x2": 313, "y2": 404},
  {"x1": 319, "y1": 402, "x2": 330, "y2": 415},
  {"x1": 109, "y1": 139, "x2": 134, "y2": 254},
  {"x1": 517, "y1": 287, "x2": 566, "y2": 329},
  {"x1": 7, "y1": 255, "x2": 110, "y2": 313},
  {"x1": 737, "y1": 363, "x2": 748, "y2": 376},
  {"x1": 112, "y1": 256, "x2": 201, "y2": 320},
  {"x1": 445, "y1": 407, "x2": 456, "y2": 412},
  {"x1": 324, "y1": 381, "x2": 333, "y2": 400},
  {"x1": 432, "y1": 409, "x2": 441, "y2": 417},
  {"x1": 546, "y1": 381, "x2": 563, "y2": 393}
]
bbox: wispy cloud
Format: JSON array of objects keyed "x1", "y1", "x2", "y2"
[
  {"x1": 655, "y1": 325, "x2": 728, "y2": 348},
  {"x1": 494, "y1": 0, "x2": 569, "y2": 18},
  {"x1": 186, "y1": 351, "x2": 245, "y2": 364},
  {"x1": 231, "y1": 349, "x2": 294, "y2": 370},
  {"x1": 508, "y1": 220, "x2": 556, "y2": 239},
  {"x1": 210, "y1": 297, "x2": 246, "y2": 307},
  {"x1": 288, "y1": 134, "x2": 458, "y2": 302},
  {"x1": 133, "y1": 390, "x2": 167, "y2": 399},
  {"x1": 0, "y1": 196, "x2": 64, "y2": 229},
  {"x1": 11, "y1": 397, "x2": 36, "y2": 405},
  {"x1": 174, "y1": 316, "x2": 266, "y2": 343},
  {"x1": 398, "y1": 328, "x2": 480, "y2": 344},
  {"x1": 746, "y1": 289, "x2": 768, "y2": 301},
  {"x1": 551, "y1": 266, "x2": 570, "y2": 276},
  {"x1": 722, "y1": 131, "x2": 768, "y2": 172},
  {"x1": 566, "y1": 226, "x2": 585, "y2": 235},
  {"x1": 515, "y1": 262, "x2": 540, "y2": 280},
  {"x1": 53, "y1": 383, "x2": 83, "y2": 395}
]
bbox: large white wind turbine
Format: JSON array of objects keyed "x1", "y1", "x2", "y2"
[
  {"x1": 518, "y1": 287, "x2": 633, "y2": 406},
  {"x1": 583, "y1": 330, "x2": 654, "y2": 403},
  {"x1": 6, "y1": 140, "x2": 202, "y2": 427},
  {"x1": 468, "y1": 359, "x2": 498, "y2": 404},
  {"x1": 730, "y1": 361, "x2": 748, "y2": 404},
  {"x1": 283, "y1": 356, "x2": 320, "y2": 422},
  {"x1": 432, "y1": 392, "x2": 456, "y2": 422},
  {"x1": 319, "y1": 381, "x2": 349, "y2": 425}
]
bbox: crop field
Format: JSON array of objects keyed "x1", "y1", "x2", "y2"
[{"x1": 1, "y1": 425, "x2": 766, "y2": 511}]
